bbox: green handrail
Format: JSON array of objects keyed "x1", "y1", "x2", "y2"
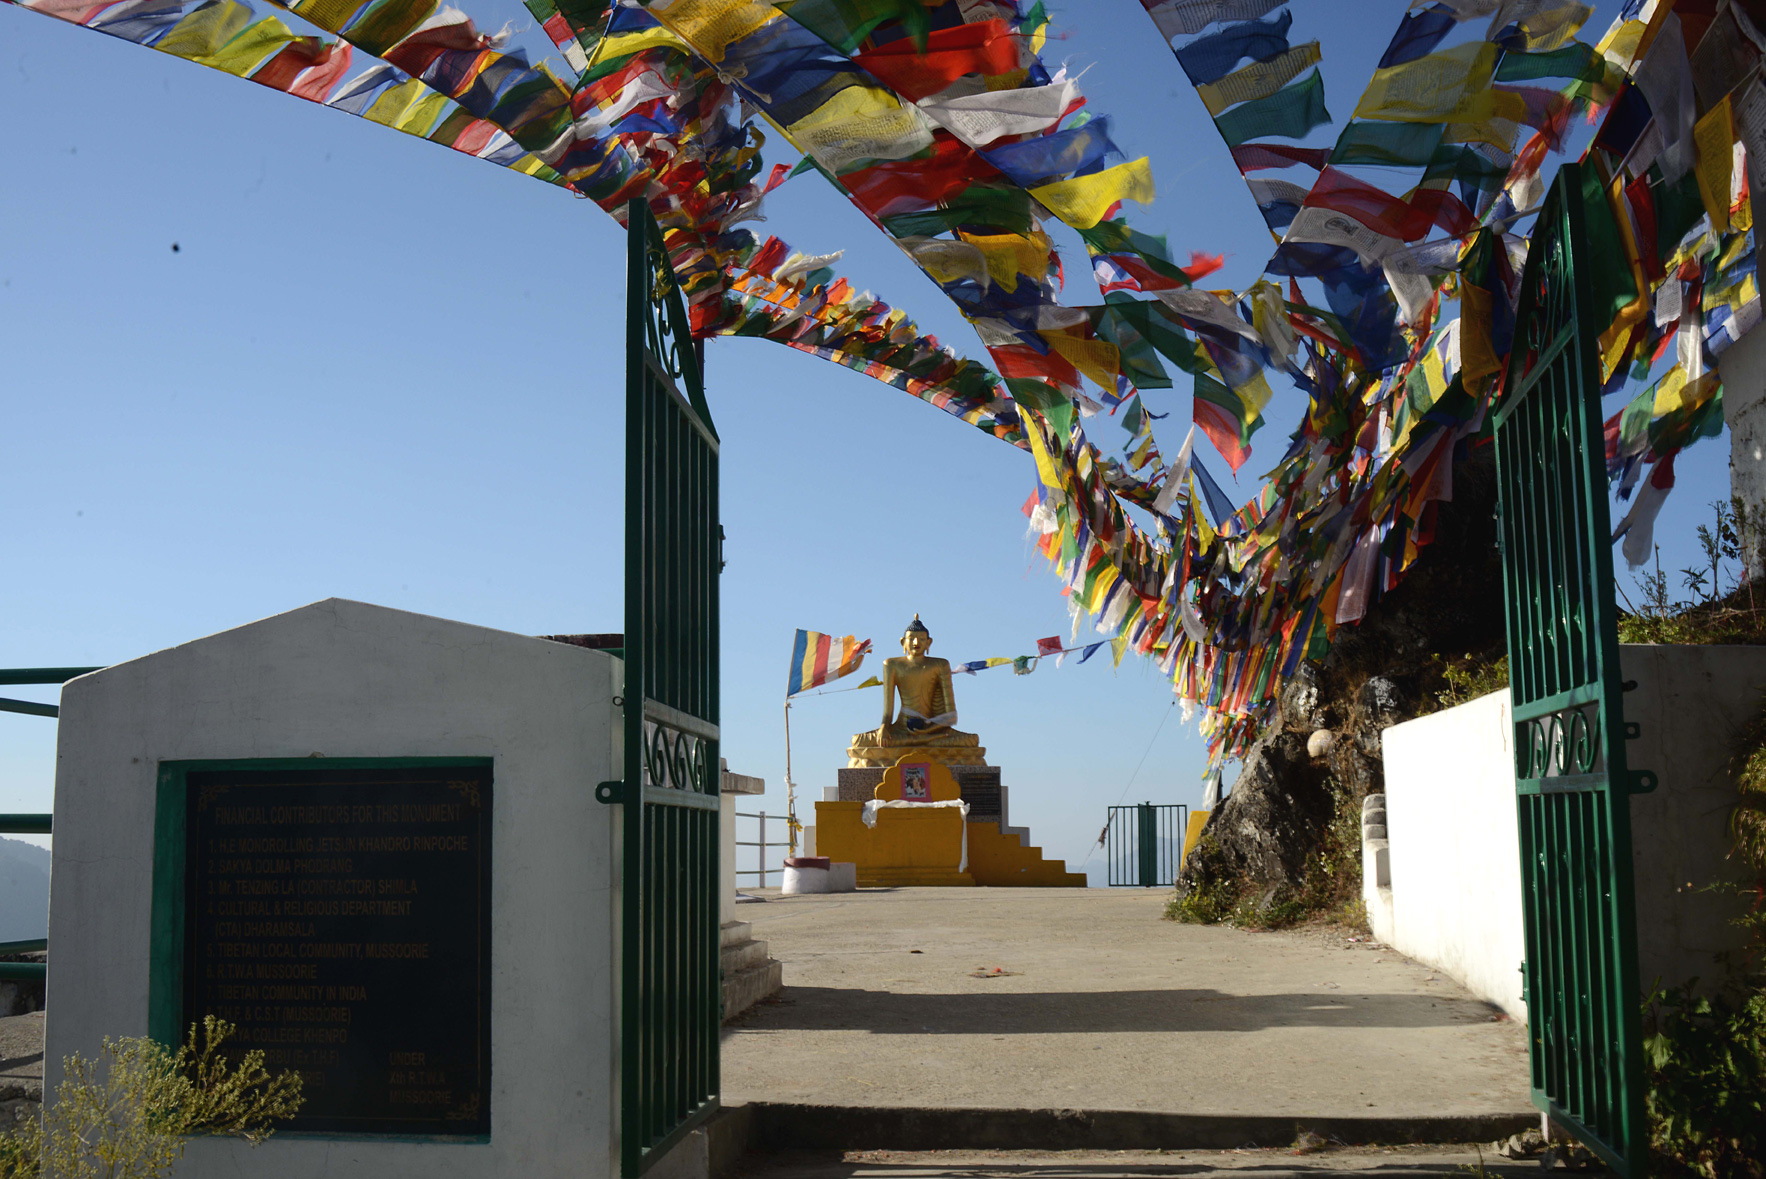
[
  {"x1": 0, "y1": 667, "x2": 103, "y2": 719},
  {"x1": 0, "y1": 940, "x2": 46, "y2": 955},
  {"x1": 0, "y1": 963, "x2": 46, "y2": 982},
  {"x1": 0, "y1": 668, "x2": 101, "y2": 685},
  {"x1": 0, "y1": 815, "x2": 52, "y2": 834}
]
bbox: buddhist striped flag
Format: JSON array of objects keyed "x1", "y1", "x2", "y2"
[{"x1": 786, "y1": 630, "x2": 872, "y2": 697}]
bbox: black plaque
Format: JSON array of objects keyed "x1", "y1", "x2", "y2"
[{"x1": 182, "y1": 763, "x2": 492, "y2": 1137}]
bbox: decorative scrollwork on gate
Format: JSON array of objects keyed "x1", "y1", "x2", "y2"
[
  {"x1": 1514, "y1": 702, "x2": 1602, "y2": 780},
  {"x1": 642, "y1": 717, "x2": 710, "y2": 793}
]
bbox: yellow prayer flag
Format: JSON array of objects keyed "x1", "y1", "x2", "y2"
[
  {"x1": 194, "y1": 15, "x2": 296, "y2": 75},
  {"x1": 282, "y1": 0, "x2": 368, "y2": 34},
  {"x1": 393, "y1": 89, "x2": 451, "y2": 135},
  {"x1": 364, "y1": 78, "x2": 432, "y2": 129},
  {"x1": 155, "y1": 0, "x2": 252, "y2": 61},
  {"x1": 957, "y1": 230, "x2": 1051, "y2": 292},
  {"x1": 1041, "y1": 331, "x2": 1121, "y2": 391},
  {"x1": 1197, "y1": 43, "x2": 1321, "y2": 116},
  {"x1": 1189, "y1": 481, "x2": 1216, "y2": 551},
  {"x1": 1354, "y1": 42, "x2": 1497, "y2": 124},
  {"x1": 1022, "y1": 408, "x2": 1066, "y2": 491},
  {"x1": 1693, "y1": 96, "x2": 1735, "y2": 237},
  {"x1": 647, "y1": 0, "x2": 778, "y2": 64},
  {"x1": 788, "y1": 83, "x2": 933, "y2": 173},
  {"x1": 1029, "y1": 157, "x2": 1154, "y2": 230},
  {"x1": 1651, "y1": 365, "x2": 1692, "y2": 416},
  {"x1": 593, "y1": 24, "x2": 692, "y2": 66}
]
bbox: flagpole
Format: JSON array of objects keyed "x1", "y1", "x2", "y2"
[{"x1": 783, "y1": 698, "x2": 797, "y2": 855}]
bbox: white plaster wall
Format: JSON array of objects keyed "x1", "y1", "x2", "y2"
[
  {"x1": 1380, "y1": 689, "x2": 1527, "y2": 1019},
  {"x1": 47, "y1": 599, "x2": 622, "y2": 1179},
  {"x1": 1378, "y1": 644, "x2": 1763, "y2": 1020}
]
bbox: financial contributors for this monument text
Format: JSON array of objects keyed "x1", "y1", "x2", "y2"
[{"x1": 193, "y1": 797, "x2": 474, "y2": 1113}]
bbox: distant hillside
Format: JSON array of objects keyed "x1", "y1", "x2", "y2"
[{"x1": 0, "y1": 838, "x2": 50, "y2": 942}]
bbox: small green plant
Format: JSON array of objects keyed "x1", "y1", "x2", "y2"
[
  {"x1": 0, "y1": 1015, "x2": 303, "y2": 1179},
  {"x1": 1433, "y1": 653, "x2": 1509, "y2": 709},
  {"x1": 1643, "y1": 978, "x2": 1766, "y2": 1178}
]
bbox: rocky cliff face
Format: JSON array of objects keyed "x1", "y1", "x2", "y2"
[{"x1": 1177, "y1": 450, "x2": 1507, "y2": 920}]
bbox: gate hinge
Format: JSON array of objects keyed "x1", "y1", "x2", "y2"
[
  {"x1": 1628, "y1": 768, "x2": 1658, "y2": 794},
  {"x1": 595, "y1": 780, "x2": 624, "y2": 804},
  {"x1": 1624, "y1": 721, "x2": 1641, "y2": 740},
  {"x1": 1518, "y1": 960, "x2": 1527, "y2": 1002}
]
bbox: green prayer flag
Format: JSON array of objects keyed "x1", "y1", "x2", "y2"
[
  {"x1": 1330, "y1": 121, "x2": 1444, "y2": 167},
  {"x1": 1213, "y1": 69, "x2": 1330, "y2": 149}
]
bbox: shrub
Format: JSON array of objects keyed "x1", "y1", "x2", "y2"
[{"x1": 0, "y1": 1016, "x2": 303, "y2": 1179}]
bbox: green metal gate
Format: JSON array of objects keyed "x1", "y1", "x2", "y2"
[
  {"x1": 1493, "y1": 163, "x2": 1653, "y2": 1177},
  {"x1": 595, "y1": 199, "x2": 722, "y2": 1176},
  {"x1": 1104, "y1": 803, "x2": 1186, "y2": 887}
]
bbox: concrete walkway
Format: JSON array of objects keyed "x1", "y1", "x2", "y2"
[
  {"x1": 722, "y1": 889, "x2": 1532, "y2": 1134},
  {"x1": 733, "y1": 1147, "x2": 1552, "y2": 1179}
]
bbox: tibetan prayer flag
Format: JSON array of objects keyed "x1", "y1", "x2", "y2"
[
  {"x1": 1190, "y1": 454, "x2": 1236, "y2": 527},
  {"x1": 1230, "y1": 142, "x2": 1331, "y2": 171},
  {"x1": 1213, "y1": 69, "x2": 1330, "y2": 148},
  {"x1": 1174, "y1": 9, "x2": 1292, "y2": 85},
  {"x1": 1197, "y1": 43, "x2": 1321, "y2": 117},
  {"x1": 1378, "y1": 5, "x2": 1455, "y2": 68},
  {"x1": 786, "y1": 630, "x2": 873, "y2": 697},
  {"x1": 1329, "y1": 121, "x2": 1445, "y2": 168},
  {"x1": 1193, "y1": 369, "x2": 1258, "y2": 471},
  {"x1": 852, "y1": 19, "x2": 1022, "y2": 102},
  {"x1": 1144, "y1": 0, "x2": 1284, "y2": 41},
  {"x1": 1029, "y1": 157, "x2": 1155, "y2": 230},
  {"x1": 1035, "y1": 636, "x2": 1064, "y2": 657},
  {"x1": 1693, "y1": 96, "x2": 1735, "y2": 236},
  {"x1": 1353, "y1": 42, "x2": 1498, "y2": 124}
]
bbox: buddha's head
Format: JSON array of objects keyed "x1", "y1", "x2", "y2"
[{"x1": 901, "y1": 615, "x2": 932, "y2": 657}]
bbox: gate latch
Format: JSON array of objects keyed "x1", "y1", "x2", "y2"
[
  {"x1": 595, "y1": 780, "x2": 624, "y2": 804},
  {"x1": 1628, "y1": 768, "x2": 1658, "y2": 794}
]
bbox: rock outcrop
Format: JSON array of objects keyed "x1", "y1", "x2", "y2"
[{"x1": 1177, "y1": 451, "x2": 1507, "y2": 918}]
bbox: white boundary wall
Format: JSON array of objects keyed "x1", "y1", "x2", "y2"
[
  {"x1": 1373, "y1": 644, "x2": 1763, "y2": 1021},
  {"x1": 1376, "y1": 690, "x2": 1527, "y2": 1018},
  {"x1": 48, "y1": 599, "x2": 623, "y2": 1179}
]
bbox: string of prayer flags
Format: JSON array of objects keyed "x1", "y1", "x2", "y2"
[{"x1": 785, "y1": 631, "x2": 872, "y2": 698}]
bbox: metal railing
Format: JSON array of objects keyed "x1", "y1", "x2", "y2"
[
  {"x1": 1, "y1": 668, "x2": 90, "y2": 985},
  {"x1": 1104, "y1": 802, "x2": 1187, "y2": 887},
  {"x1": 0, "y1": 813, "x2": 51, "y2": 982},
  {"x1": 734, "y1": 810, "x2": 790, "y2": 887},
  {"x1": 0, "y1": 667, "x2": 101, "y2": 718}
]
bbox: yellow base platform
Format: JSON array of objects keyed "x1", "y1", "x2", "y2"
[{"x1": 814, "y1": 801, "x2": 1086, "y2": 889}]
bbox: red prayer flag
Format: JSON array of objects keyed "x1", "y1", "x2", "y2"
[{"x1": 853, "y1": 20, "x2": 1023, "y2": 101}]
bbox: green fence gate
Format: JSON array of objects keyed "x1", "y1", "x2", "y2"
[
  {"x1": 595, "y1": 199, "x2": 723, "y2": 1176},
  {"x1": 1104, "y1": 803, "x2": 1186, "y2": 887},
  {"x1": 1493, "y1": 162, "x2": 1653, "y2": 1177}
]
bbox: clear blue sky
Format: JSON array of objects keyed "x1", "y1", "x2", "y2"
[{"x1": 0, "y1": 1, "x2": 1725, "y2": 880}]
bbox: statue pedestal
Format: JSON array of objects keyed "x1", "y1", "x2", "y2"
[
  {"x1": 811, "y1": 760, "x2": 1086, "y2": 889},
  {"x1": 812, "y1": 801, "x2": 974, "y2": 887}
]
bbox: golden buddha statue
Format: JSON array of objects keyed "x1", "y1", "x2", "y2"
[{"x1": 847, "y1": 616, "x2": 987, "y2": 768}]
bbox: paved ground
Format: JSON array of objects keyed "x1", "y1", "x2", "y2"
[
  {"x1": 0, "y1": 1012, "x2": 43, "y2": 1091},
  {"x1": 722, "y1": 889, "x2": 1532, "y2": 1122},
  {"x1": 733, "y1": 1147, "x2": 1560, "y2": 1179}
]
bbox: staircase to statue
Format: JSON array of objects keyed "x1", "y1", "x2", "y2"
[
  {"x1": 721, "y1": 920, "x2": 783, "y2": 1021},
  {"x1": 833, "y1": 766, "x2": 1085, "y2": 888}
]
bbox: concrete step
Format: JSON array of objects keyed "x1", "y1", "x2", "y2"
[
  {"x1": 721, "y1": 937, "x2": 771, "y2": 974},
  {"x1": 721, "y1": 958, "x2": 782, "y2": 1022},
  {"x1": 720, "y1": 921, "x2": 752, "y2": 948}
]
